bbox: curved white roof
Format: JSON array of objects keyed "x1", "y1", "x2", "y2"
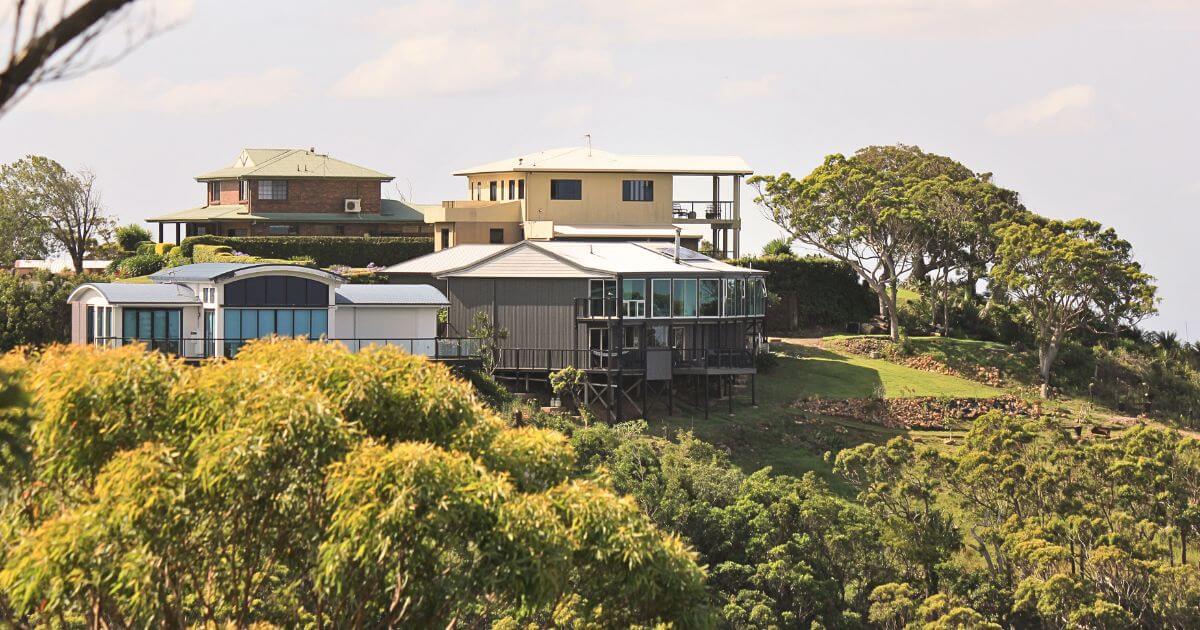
[{"x1": 68, "y1": 283, "x2": 199, "y2": 304}]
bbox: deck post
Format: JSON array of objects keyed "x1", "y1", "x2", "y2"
[
  {"x1": 175, "y1": 223, "x2": 181, "y2": 244},
  {"x1": 158, "y1": 223, "x2": 164, "y2": 242},
  {"x1": 751, "y1": 373, "x2": 756, "y2": 405},
  {"x1": 733, "y1": 174, "x2": 742, "y2": 258},
  {"x1": 703, "y1": 375, "x2": 709, "y2": 420},
  {"x1": 728, "y1": 375, "x2": 734, "y2": 413},
  {"x1": 668, "y1": 378, "x2": 674, "y2": 415}
]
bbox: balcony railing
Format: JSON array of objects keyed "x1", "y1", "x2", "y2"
[
  {"x1": 90, "y1": 336, "x2": 483, "y2": 360},
  {"x1": 673, "y1": 348, "x2": 755, "y2": 370},
  {"x1": 494, "y1": 347, "x2": 645, "y2": 372},
  {"x1": 672, "y1": 200, "x2": 733, "y2": 222}
]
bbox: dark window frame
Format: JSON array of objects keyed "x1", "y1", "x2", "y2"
[
  {"x1": 258, "y1": 180, "x2": 289, "y2": 201},
  {"x1": 489, "y1": 181, "x2": 498, "y2": 201},
  {"x1": 489, "y1": 228, "x2": 505, "y2": 244},
  {"x1": 518, "y1": 179, "x2": 525, "y2": 199},
  {"x1": 622, "y1": 179, "x2": 654, "y2": 202},
  {"x1": 550, "y1": 179, "x2": 582, "y2": 200}
]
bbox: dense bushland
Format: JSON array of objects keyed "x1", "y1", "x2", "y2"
[
  {"x1": 0, "y1": 341, "x2": 709, "y2": 627},
  {"x1": 523, "y1": 408, "x2": 1200, "y2": 628},
  {"x1": 731, "y1": 254, "x2": 876, "y2": 332},
  {"x1": 0, "y1": 271, "x2": 91, "y2": 351}
]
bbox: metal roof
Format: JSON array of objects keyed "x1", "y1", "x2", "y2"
[
  {"x1": 147, "y1": 199, "x2": 432, "y2": 224},
  {"x1": 441, "y1": 241, "x2": 766, "y2": 278},
  {"x1": 149, "y1": 263, "x2": 344, "y2": 283},
  {"x1": 334, "y1": 284, "x2": 448, "y2": 306},
  {"x1": 68, "y1": 283, "x2": 198, "y2": 305},
  {"x1": 196, "y1": 148, "x2": 393, "y2": 181},
  {"x1": 454, "y1": 146, "x2": 753, "y2": 176},
  {"x1": 383, "y1": 244, "x2": 508, "y2": 275}
]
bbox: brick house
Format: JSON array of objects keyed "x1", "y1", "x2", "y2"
[{"x1": 148, "y1": 148, "x2": 435, "y2": 242}]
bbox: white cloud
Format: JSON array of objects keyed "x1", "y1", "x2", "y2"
[
  {"x1": 22, "y1": 67, "x2": 302, "y2": 115},
  {"x1": 585, "y1": 0, "x2": 1200, "y2": 41},
  {"x1": 336, "y1": 36, "x2": 519, "y2": 98},
  {"x1": 539, "y1": 48, "x2": 615, "y2": 82},
  {"x1": 985, "y1": 84, "x2": 1097, "y2": 134},
  {"x1": 544, "y1": 104, "x2": 595, "y2": 128},
  {"x1": 720, "y1": 75, "x2": 776, "y2": 101}
]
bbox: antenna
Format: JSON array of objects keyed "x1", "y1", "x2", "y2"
[{"x1": 584, "y1": 134, "x2": 592, "y2": 157}]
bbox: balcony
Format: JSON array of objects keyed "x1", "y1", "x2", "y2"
[
  {"x1": 90, "y1": 336, "x2": 483, "y2": 361},
  {"x1": 672, "y1": 200, "x2": 734, "y2": 223}
]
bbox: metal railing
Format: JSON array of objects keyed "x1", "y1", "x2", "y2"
[
  {"x1": 90, "y1": 336, "x2": 483, "y2": 360},
  {"x1": 672, "y1": 348, "x2": 755, "y2": 370},
  {"x1": 672, "y1": 200, "x2": 733, "y2": 221},
  {"x1": 494, "y1": 347, "x2": 646, "y2": 372}
]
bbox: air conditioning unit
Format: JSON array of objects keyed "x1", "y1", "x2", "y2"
[{"x1": 344, "y1": 198, "x2": 362, "y2": 213}]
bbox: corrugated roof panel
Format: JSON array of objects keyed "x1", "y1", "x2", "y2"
[
  {"x1": 69, "y1": 283, "x2": 199, "y2": 304},
  {"x1": 335, "y1": 284, "x2": 448, "y2": 305},
  {"x1": 196, "y1": 148, "x2": 393, "y2": 181},
  {"x1": 383, "y1": 245, "x2": 508, "y2": 275}
]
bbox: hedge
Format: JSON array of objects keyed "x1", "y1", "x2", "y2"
[
  {"x1": 730, "y1": 254, "x2": 875, "y2": 332},
  {"x1": 176, "y1": 236, "x2": 433, "y2": 268},
  {"x1": 191, "y1": 244, "x2": 314, "y2": 267}
]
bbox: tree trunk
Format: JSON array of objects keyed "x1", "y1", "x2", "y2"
[
  {"x1": 1039, "y1": 340, "x2": 1059, "y2": 398},
  {"x1": 71, "y1": 251, "x2": 85, "y2": 274},
  {"x1": 886, "y1": 282, "x2": 901, "y2": 342}
]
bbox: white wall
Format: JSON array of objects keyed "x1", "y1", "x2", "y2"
[{"x1": 334, "y1": 306, "x2": 440, "y2": 355}]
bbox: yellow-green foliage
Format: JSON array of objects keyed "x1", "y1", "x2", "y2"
[
  {"x1": 0, "y1": 339, "x2": 708, "y2": 627},
  {"x1": 192, "y1": 243, "x2": 315, "y2": 267},
  {"x1": 153, "y1": 242, "x2": 173, "y2": 255},
  {"x1": 28, "y1": 344, "x2": 181, "y2": 483}
]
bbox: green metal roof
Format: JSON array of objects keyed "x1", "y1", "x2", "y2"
[
  {"x1": 196, "y1": 148, "x2": 393, "y2": 181},
  {"x1": 147, "y1": 200, "x2": 433, "y2": 224}
]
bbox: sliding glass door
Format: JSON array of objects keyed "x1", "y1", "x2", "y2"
[{"x1": 122, "y1": 308, "x2": 182, "y2": 354}]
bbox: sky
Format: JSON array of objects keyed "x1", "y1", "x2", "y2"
[{"x1": 2, "y1": 0, "x2": 1198, "y2": 338}]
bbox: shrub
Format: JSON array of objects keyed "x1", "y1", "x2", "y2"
[
  {"x1": 730, "y1": 254, "x2": 875, "y2": 332},
  {"x1": 115, "y1": 253, "x2": 165, "y2": 278},
  {"x1": 135, "y1": 241, "x2": 157, "y2": 255},
  {"x1": 0, "y1": 271, "x2": 90, "y2": 350},
  {"x1": 191, "y1": 243, "x2": 314, "y2": 267},
  {"x1": 114, "y1": 224, "x2": 153, "y2": 253},
  {"x1": 177, "y1": 235, "x2": 433, "y2": 267}
]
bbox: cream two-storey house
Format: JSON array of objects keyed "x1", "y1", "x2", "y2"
[{"x1": 423, "y1": 146, "x2": 753, "y2": 258}]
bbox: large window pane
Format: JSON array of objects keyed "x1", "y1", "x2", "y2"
[
  {"x1": 622, "y1": 278, "x2": 645, "y2": 318},
  {"x1": 724, "y1": 279, "x2": 738, "y2": 316},
  {"x1": 294, "y1": 310, "x2": 310, "y2": 338},
  {"x1": 266, "y1": 278, "x2": 286, "y2": 305},
  {"x1": 285, "y1": 277, "x2": 306, "y2": 305},
  {"x1": 224, "y1": 309, "x2": 241, "y2": 339},
  {"x1": 310, "y1": 310, "x2": 328, "y2": 338},
  {"x1": 672, "y1": 279, "x2": 697, "y2": 317},
  {"x1": 225, "y1": 280, "x2": 245, "y2": 306},
  {"x1": 277, "y1": 310, "x2": 293, "y2": 336},
  {"x1": 241, "y1": 310, "x2": 258, "y2": 338},
  {"x1": 550, "y1": 179, "x2": 582, "y2": 200},
  {"x1": 699, "y1": 279, "x2": 720, "y2": 317},
  {"x1": 258, "y1": 310, "x2": 275, "y2": 337},
  {"x1": 124, "y1": 310, "x2": 135, "y2": 340},
  {"x1": 167, "y1": 311, "x2": 181, "y2": 339},
  {"x1": 245, "y1": 277, "x2": 266, "y2": 305},
  {"x1": 651, "y1": 279, "x2": 671, "y2": 318},
  {"x1": 306, "y1": 279, "x2": 327, "y2": 306}
]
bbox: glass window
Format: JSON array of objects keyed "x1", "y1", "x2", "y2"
[
  {"x1": 651, "y1": 279, "x2": 671, "y2": 318},
  {"x1": 209, "y1": 182, "x2": 220, "y2": 202},
  {"x1": 672, "y1": 279, "x2": 697, "y2": 317},
  {"x1": 647, "y1": 325, "x2": 669, "y2": 348},
  {"x1": 86, "y1": 306, "x2": 95, "y2": 343},
  {"x1": 267, "y1": 225, "x2": 296, "y2": 236},
  {"x1": 550, "y1": 179, "x2": 582, "y2": 200},
  {"x1": 241, "y1": 311, "x2": 258, "y2": 338},
  {"x1": 738, "y1": 279, "x2": 747, "y2": 316},
  {"x1": 589, "y1": 279, "x2": 616, "y2": 317},
  {"x1": 258, "y1": 310, "x2": 275, "y2": 336},
  {"x1": 622, "y1": 278, "x2": 646, "y2": 318},
  {"x1": 508, "y1": 180, "x2": 515, "y2": 199},
  {"x1": 699, "y1": 279, "x2": 720, "y2": 317},
  {"x1": 276, "y1": 309, "x2": 293, "y2": 336},
  {"x1": 724, "y1": 278, "x2": 738, "y2": 316},
  {"x1": 239, "y1": 180, "x2": 248, "y2": 200},
  {"x1": 622, "y1": 179, "x2": 654, "y2": 201},
  {"x1": 489, "y1": 181, "x2": 497, "y2": 201},
  {"x1": 489, "y1": 228, "x2": 504, "y2": 244},
  {"x1": 294, "y1": 310, "x2": 311, "y2": 338},
  {"x1": 311, "y1": 310, "x2": 328, "y2": 338},
  {"x1": 224, "y1": 310, "x2": 241, "y2": 339},
  {"x1": 518, "y1": 180, "x2": 525, "y2": 199},
  {"x1": 258, "y1": 180, "x2": 288, "y2": 200},
  {"x1": 670, "y1": 326, "x2": 687, "y2": 349},
  {"x1": 623, "y1": 326, "x2": 641, "y2": 349}
]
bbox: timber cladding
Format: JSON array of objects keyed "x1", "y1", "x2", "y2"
[{"x1": 446, "y1": 277, "x2": 588, "y2": 349}]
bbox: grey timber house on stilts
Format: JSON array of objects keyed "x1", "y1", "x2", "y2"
[{"x1": 386, "y1": 239, "x2": 766, "y2": 420}]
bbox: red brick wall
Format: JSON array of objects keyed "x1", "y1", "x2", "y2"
[
  {"x1": 247, "y1": 178, "x2": 383, "y2": 214},
  {"x1": 205, "y1": 180, "x2": 245, "y2": 205}
]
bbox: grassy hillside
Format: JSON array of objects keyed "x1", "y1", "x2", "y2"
[{"x1": 653, "y1": 339, "x2": 1004, "y2": 485}]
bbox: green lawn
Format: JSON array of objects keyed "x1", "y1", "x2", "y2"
[{"x1": 649, "y1": 340, "x2": 1003, "y2": 485}]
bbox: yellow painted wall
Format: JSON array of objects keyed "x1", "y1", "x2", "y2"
[
  {"x1": 434, "y1": 221, "x2": 523, "y2": 251},
  {"x1": 465, "y1": 171, "x2": 675, "y2": 225}
]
